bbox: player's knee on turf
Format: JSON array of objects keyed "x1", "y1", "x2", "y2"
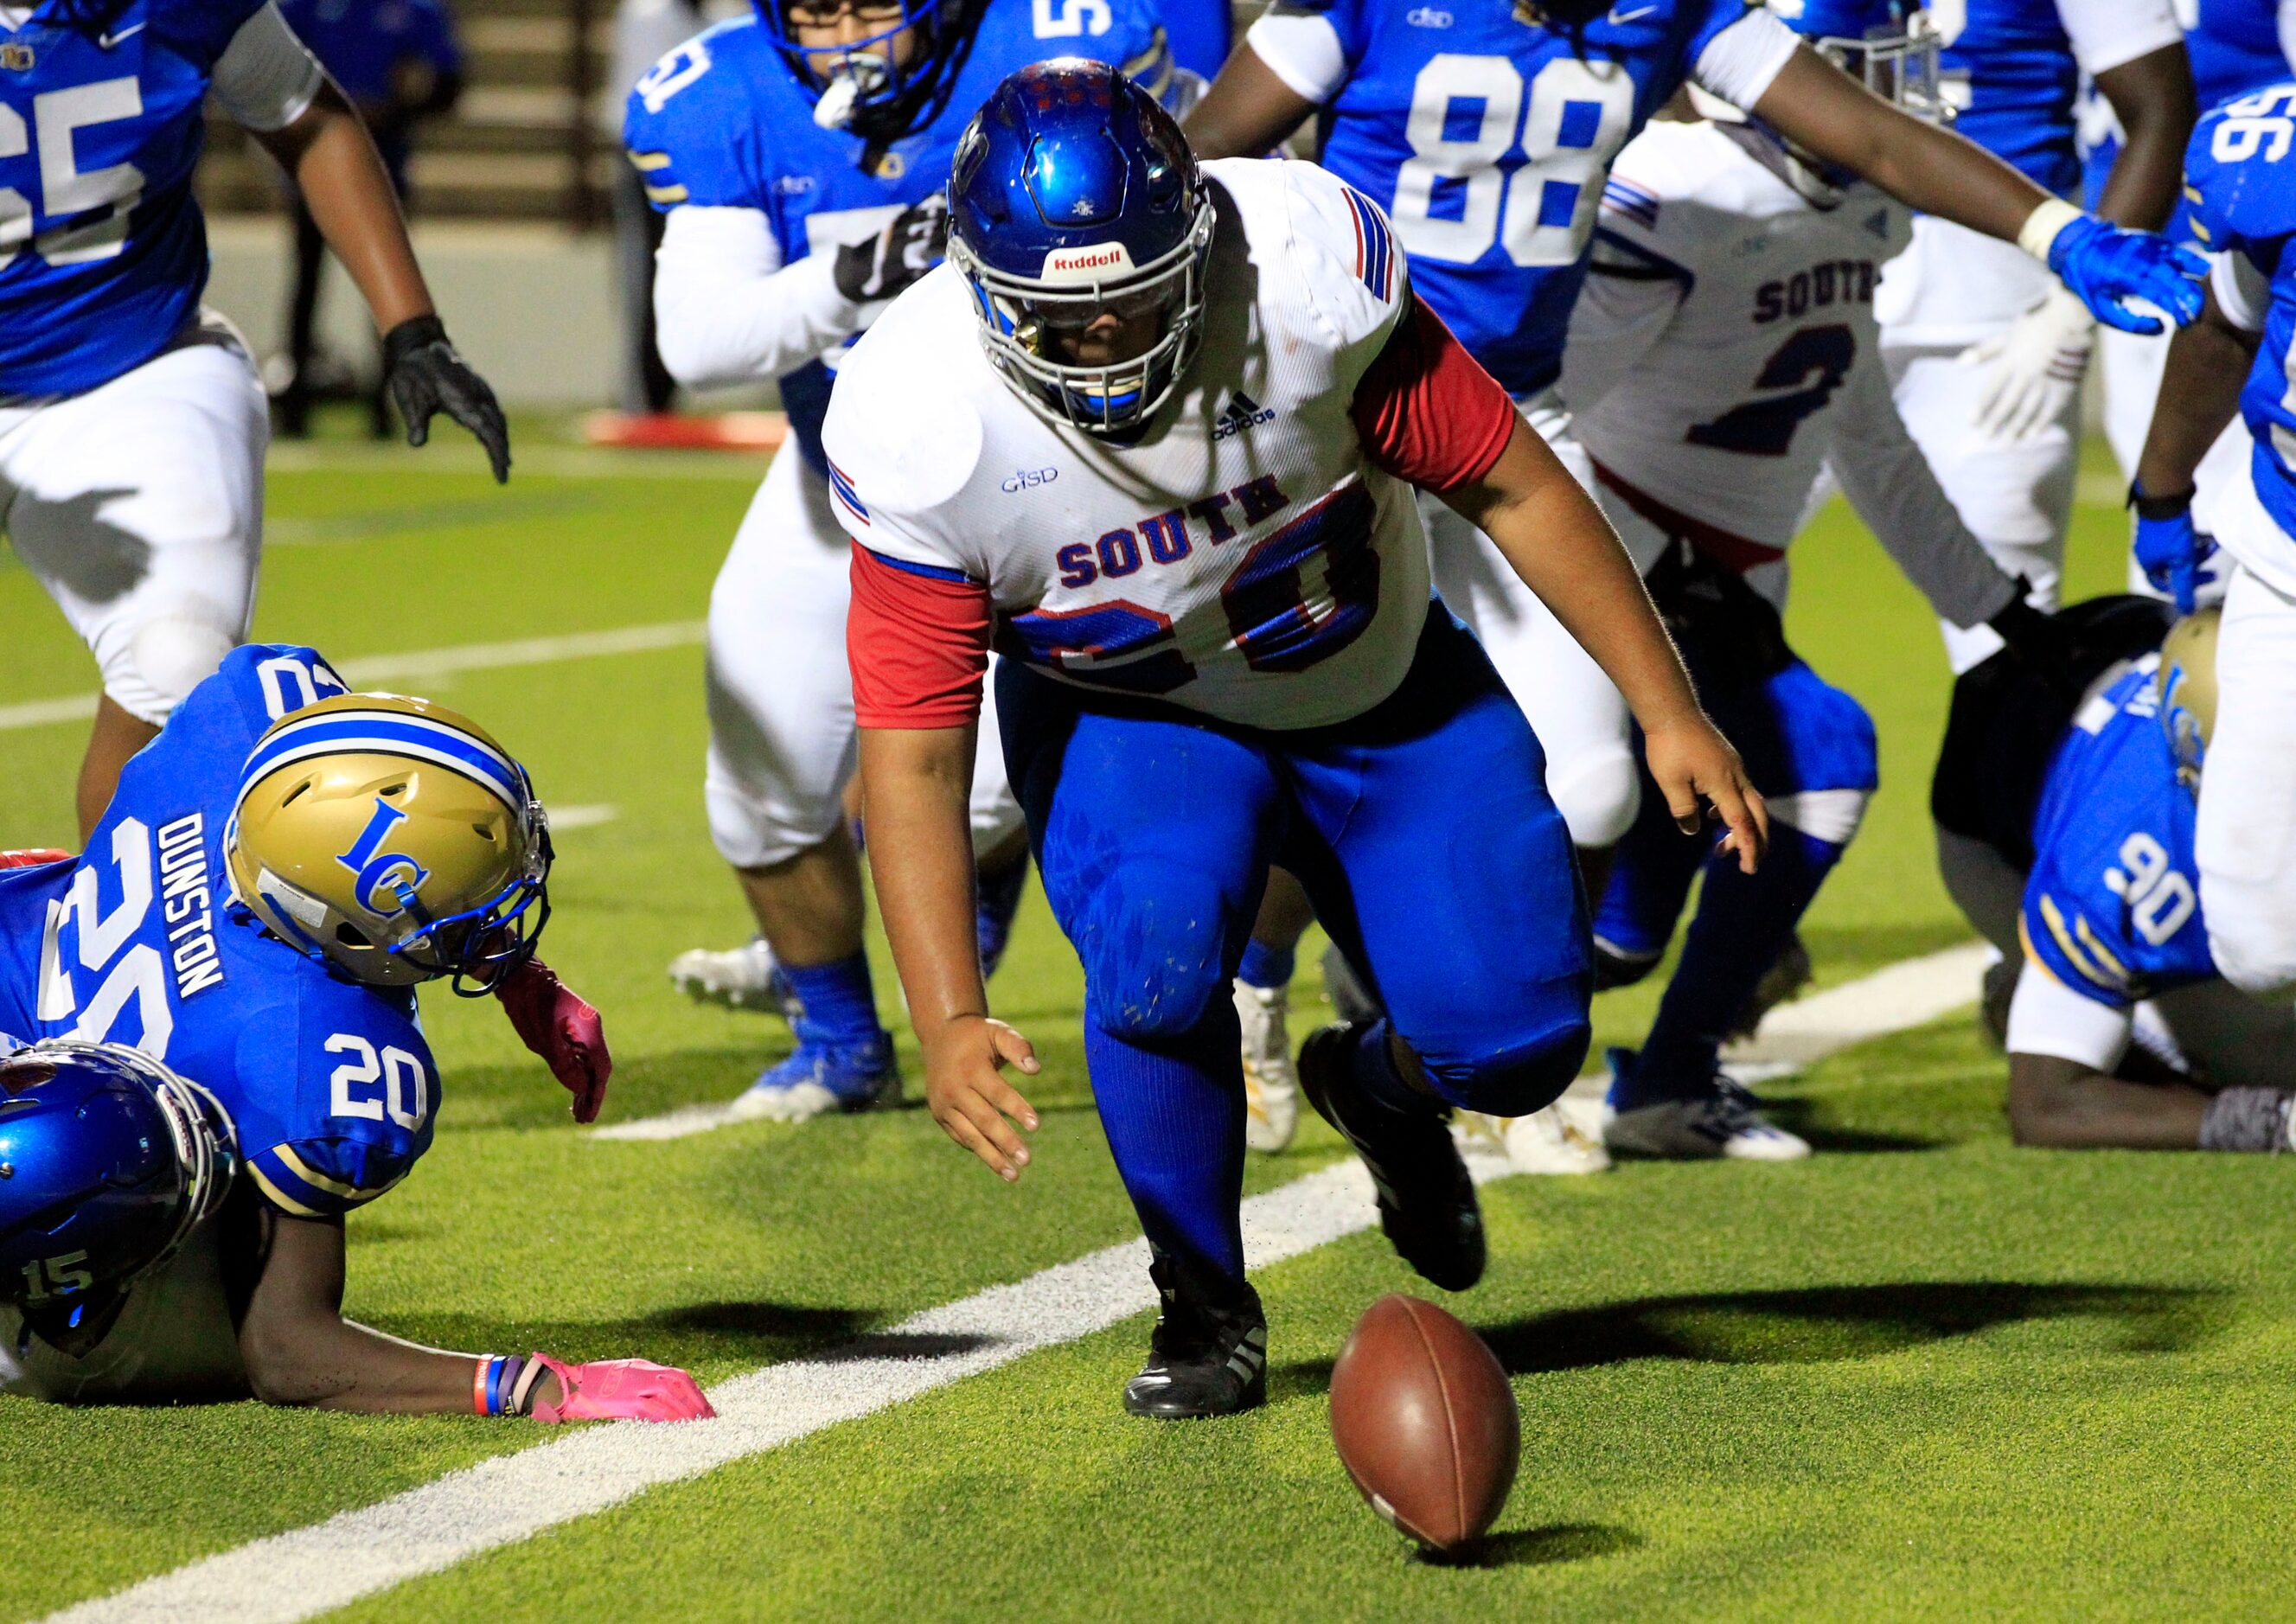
[
  {"x1": 1076, "y1": 869, "x2": 1237, "y2": 1041},
  {"x1": 108, "y1": 613, "x2": 238, "y2": 725}
]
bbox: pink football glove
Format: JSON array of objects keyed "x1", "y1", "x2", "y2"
[
  {"x1": 0, "y1": 849, "x2": 70, "y2": 869},
  {"x1": 493, "y1": 956, "x2": 611, "y2": 1123},
  {"x1": 528, "y1": 1353, "x2": 715, "y2": 1423}
]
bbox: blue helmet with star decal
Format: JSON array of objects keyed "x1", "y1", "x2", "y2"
[{"x1": 946, "y1": 59, "x2": 1215, "y2": 434}]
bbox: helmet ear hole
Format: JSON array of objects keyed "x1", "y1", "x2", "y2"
[{"x1": 335, "y1": 923, "x2": 373, "y2": 949}]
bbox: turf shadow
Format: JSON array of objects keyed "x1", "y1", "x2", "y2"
[
  {"x1": 1415, "y1": 1523, "x2": 1643, "y2": 1570},
  {"x1": 365, "y1": 1300, "x2": 987, "y2": 1370},
  {"x1": 1274, "y1": 1282, "x2": 2224, "y2": 1392},
  {"x1": 1752, "y1": 1097, "x2": 1942, "y2": 1154}
]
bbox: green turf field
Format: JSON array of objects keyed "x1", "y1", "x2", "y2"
[{"x1": 7, "y1": 433, "x2": 2288, "y2": 1623}]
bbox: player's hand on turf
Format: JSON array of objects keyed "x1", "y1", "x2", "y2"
[
  {"x1": 1962, "y1": 287, "x2": 2091, "y2": 443},
  {"x1": 528, "y1": 1353, "x2": 715, "y2": 1423},
  {"x1": 382, "y1": 314, "x2": 513, "y2": 483},
  {"x1": 834, "y1": 194, "x2": 949, "y2": 305},
  {"x1": 923, "y1": 1013, "x2": 1041, "y2": 1182},
  {"x1": 1644, "y1": 717, "x2": 1768, "y2": 874},
  {"x1": 2132, "y1": 484, "x2": 2219, "y2": 614},
  {"x1": 493, "y1": 956, "x2": 611, "y2": 1123},
  {"x1": 2046, "y1": 216, "x2": 2207, "y2": 336}
]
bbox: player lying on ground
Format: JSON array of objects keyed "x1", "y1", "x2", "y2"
[
  {"x1": 832, "y1": 62, "x2": 1763, "y2": 1418},
  {"x1": 0, "y1": 0, "x2": 509, "y2": 840},
  {"x1": 630, "y1": 0, "x2": 1198, "y2": 1122},
  {"x1": 1933, "y1": 604, "x2": 2296, "y2": 1149},
  {"x1": 1550, "y1": 54, "x2": 2083, "y2": 1166},
  {"x1": 0, "y1": 648, "x2": 707, "y2": 1418},
  {"x1": 1185, "y1": 0, "x2": 2209, "y2": 1155},
  {"x1": 2133, "y1": 82, "x2": 2296, "y2": 1006}
]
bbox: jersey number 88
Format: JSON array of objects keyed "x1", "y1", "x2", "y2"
[{"x1": 1391, "y1": 54, "x2": 1635, "y2": 269}]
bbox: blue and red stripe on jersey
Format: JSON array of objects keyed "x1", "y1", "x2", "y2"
[
  {"x1": 1342, "y1": 185, "x2": 1396, "y2": 303},
  {"x1": 827, "y1": 459, "x2": 870, "y2": 524}
]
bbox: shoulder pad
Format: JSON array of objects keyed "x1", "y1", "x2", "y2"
[
  {"x1": 1268, "y1": 159, "x2": 1405, "y2": 347},
  {"x1": 2185, "y1": 87, "x2": 2296, "y2": 257},
  {"x1": 821, "y1": 276, "x2": 987, "y2": 519},
  {"x1": 623, "y1": 18, "x2": 771, "y2": 211}
]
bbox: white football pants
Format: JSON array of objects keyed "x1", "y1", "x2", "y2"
[
  {"x1": 0, "y1": 318, "x2": 265, "y2": 725},
  {"x1": 704, "y1": 444, "x2": 1024, "y2": 871},
  {"x1": 1883, "y1": 342, "x2": 2078, "y2": 674},
  {"x1": 2196, "y1": 564, "x2": 2296, "y2": 999},
  {"x1": 1423, "y1": 394, "x2": 1640, "y2": 847}
]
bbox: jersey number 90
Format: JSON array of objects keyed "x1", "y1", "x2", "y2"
[{"x1": 1391, "y1": 54, "x2": 1634, "y2": 269}]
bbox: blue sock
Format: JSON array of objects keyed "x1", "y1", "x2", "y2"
[
  {"x1": 1346, "y1": 1017, "x2": 1436, "y2": 1119},
  {"x1": 1085, "y1": 1009, "x2": 1248, "y2": 1286},
  {"x1": 1237, "y1": 937, "x2": 1295, "y2": 991},
  {"x1": 1622, "y1": 828, "x2": 1842, "y2": 1106},
  {"x1": 781, "y1": 951, "x2": 886, "y2": 1049},
  {"x1": 976, "y1": 854, "x2": 1029, "y2": 981}
]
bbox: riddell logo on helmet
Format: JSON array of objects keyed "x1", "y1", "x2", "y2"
[{"x1": 1041, "y1": 243, "x2": 1136, "y2": 283}]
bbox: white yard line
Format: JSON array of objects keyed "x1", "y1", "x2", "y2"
[
  {"x1": 0, "y1": 623, "x2": 705, "y2": 734},
  {"x1": 43, "y1": 943, "x2": 1989, "y2": 1624},
  {"x1": 264, "y1": 444, "x2": 768, "y2": 482}
]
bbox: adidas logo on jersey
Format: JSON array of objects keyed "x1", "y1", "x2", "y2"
[{"x1": 1212, "y1": 391, "x2": 1275, "y2": 441}]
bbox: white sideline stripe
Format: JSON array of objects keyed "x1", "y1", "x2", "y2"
[
  {"x1": 45, "y1": 943, "x2": 1987, "y2": 1624},
  {"x1": 0, "y1": 623, "x2": 705, "y2": 734}
]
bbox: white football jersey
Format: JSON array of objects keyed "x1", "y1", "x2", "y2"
[
  {"x1": 1562, "y1": 120, "x2": 2011, "y2": 630},
  {"x1": 822, "y1": 157, "x2": 1444, "y2": 732}
]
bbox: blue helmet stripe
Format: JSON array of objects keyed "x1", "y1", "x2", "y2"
[{"x1": 242, "y1": 714, "x2": 524, "y2": 809}]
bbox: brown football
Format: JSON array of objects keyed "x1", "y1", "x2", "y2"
[{"x1": 1328, "y1": 1293, "x2": 1519, "y2": 1551}]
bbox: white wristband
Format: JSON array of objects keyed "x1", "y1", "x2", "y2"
[{"x1": 2017, "y1": 197, "x2": 2086, "y2": 265}]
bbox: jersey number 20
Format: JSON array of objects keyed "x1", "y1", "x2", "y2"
[{"x1": 1390, "y1": 54, "x2": 1634, "y2": 269}]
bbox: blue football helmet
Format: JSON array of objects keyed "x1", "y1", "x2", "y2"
[
  {"x1": 1768, "y1": 0, "x2": 1950, "y2": 125},
  {"x1": 947, "y1": 60, "x2": 1215, "y2": 435},
  {"x1": 0, "y1": 1042, "x2": 236, "y2": 1333},
  {"x1": 754, "y1": 0, "x2": 981, "y2": 141},
  {"x1": 2157, "y1": 609, "x2": 2221, "y2": 793}
]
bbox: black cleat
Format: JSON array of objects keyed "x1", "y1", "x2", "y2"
[
  {"x1": 1296, "y1": 1022, "x2": 1484, "y2": 1292},
  {"x1": 1122, "y1": 1257, "x2": 1268, "y2": 1419}
]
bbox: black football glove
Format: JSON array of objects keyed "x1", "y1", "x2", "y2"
[
  {"x1": 834, "y1": 194, "x2": 949, "y2": 305},
  {"x1": 382, "y1": 314, "x2": 512, "y2": 483},
  {"x1": 1987, "y1": 579, "x2": 2076, "y2": 694}
]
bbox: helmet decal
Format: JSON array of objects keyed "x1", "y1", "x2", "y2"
[{"x1": 335, "y1": 798, "x2": 434, "y2": 922}]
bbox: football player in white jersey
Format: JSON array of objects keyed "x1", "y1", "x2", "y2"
[
  {"x1": 633, "y1": 0, "x2": 1196, "y2": 1120},
  {"x1": 1874, "y1": 0, "x2": 2194, "y2": 671},
  {"x1": 1551, "y1": 72, "x2": 2068, "y2": 1160},
  {"x1": 829, "y1": 61, "x2": 1767, "y2": 1416},
  {"x1": 0, "y1": 1, "x2": 509, "y2": 841},
  {"x1": 1182, "y1": 0, "x2": 2210, "y2": 1142}
]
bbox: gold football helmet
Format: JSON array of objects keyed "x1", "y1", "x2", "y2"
[
  {"x1": 224, "y1": 694, "x2": 552, "y2": 992},
  {"x1": 2157, "y1": 608, "x2": 2222, "y2": 792}
]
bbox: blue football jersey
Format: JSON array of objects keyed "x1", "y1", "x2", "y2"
[
  {"x1": 1937, "y1": 0, "x2": 2083, "y2": 196},
  {"x1": 0, "y1": 0, "x2": 266, "y2": 400},
  {"x1": 0, "y1": 645, "x2": 438, "y2": 1220},
  {"x1": 1295, "y1": 0, "x2": 1756, "y2": 397},
  {"x1": 2020, "y1": 663, "x2": 2214, "y2": 1009},
  {"x1": 2183, "y1": 86, "x2": 2296, "y2": 548},
  {"x1": 623, "y1": 0, "x2": 1180, "y2": 474}
]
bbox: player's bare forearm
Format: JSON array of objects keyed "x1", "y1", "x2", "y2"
[
  {"x1": 2006, "y1": 1052, "x2": 2210, "y2": 1148},
  {"x1": 237, "y1": 1212, "x2": 538, "y2": 1414},
  {"x1": 1752, "y1": 47, "x2": 2045, "y2": 242},
  {"x1": 858, "y1": 725, "x2": 1041, "y2": 1179},
  {"x1": 1445, "y1": 418, "x2": 1768, "y2": 867},
  {"x1": 1445, "y1": 419, "x2": 1698, "y2": 734},
  {"x1": 2137, "y1": 287, "x2": 2258, "y2": 495},
  {"x1": 1181, "y1": 44, "x2": 1317, "y2": 159},
  {"x1": 253, "y1": 80, "x2": 434, "y2": 335},
  {"x1": 2093, "y1": 46, "x2": 2197, "y2": 232}
]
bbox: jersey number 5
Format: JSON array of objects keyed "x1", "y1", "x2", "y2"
[
  {"x1": 1391, "y1": 54, "x2": 1635, "y2": 269},
  {"x1": 0, "y1": 79, "x2": 146, "y2": 271}
]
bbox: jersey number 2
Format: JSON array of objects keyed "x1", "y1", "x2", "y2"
[
  {"x1": 35, "y1": 818, "x2": 171, "y2": 1058},
  {"x1": 0, "y1": 79, "x2": 145, "y2": 270},
  {"x1": 1686, "y1": 324, "x2": 1857, "y2": 457},
  {"x1": 1390, "y1": 54, "x2": 1635, "y2": 269}
]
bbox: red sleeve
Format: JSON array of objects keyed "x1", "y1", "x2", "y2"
[
  {"x1": 1349, "y1": 295, "x2": 1519, "y2": 494},
  {"x1": 847, "y1": 545, "x2": 994, "y2": 729}
]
